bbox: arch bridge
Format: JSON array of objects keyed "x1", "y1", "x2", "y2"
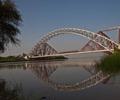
[{"x1": 29, "y1": 26, "x2": 120, "y2": 58}]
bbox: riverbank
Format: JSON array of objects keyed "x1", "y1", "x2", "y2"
[
  {"x1": 0, "y1": 56, "x2": 67, "y2": 63},
  {"x1": 29, "y1": 56, "x2": 68, "y2": 61},
  {"x1": 0, "y1": 56, "x2": 25, "y2": 62}
]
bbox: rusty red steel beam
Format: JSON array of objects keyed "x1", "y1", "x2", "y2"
[
  {"x1": 80, "y1": 31, "x2": 110, "y2": 51},
  {"x1": 80, "y1": 31, "x2": 113, "y2": 54}
]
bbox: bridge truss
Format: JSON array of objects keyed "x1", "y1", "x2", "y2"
[{"x1": 30, "y1": 27, "x2": 120, "y2": 57}]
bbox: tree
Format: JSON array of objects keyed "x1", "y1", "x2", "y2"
[{"x1": 0, "y1": 0, "x2": 22, "y2": 53}]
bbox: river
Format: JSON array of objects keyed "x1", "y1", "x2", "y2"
[{"x1": 0, "y1": 53, "x2": 120, "y2": 100}]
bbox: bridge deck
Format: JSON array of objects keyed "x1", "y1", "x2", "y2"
[{"x1": 30, "y1": 49, "x2": 113, "y2": 59}]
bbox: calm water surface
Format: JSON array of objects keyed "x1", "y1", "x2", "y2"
[{"x1": 0, "y1": 53, "x2": 120, "y2": 100}]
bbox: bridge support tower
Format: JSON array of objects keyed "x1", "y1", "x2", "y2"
[{"x1": 118, "y1": 29, "x2": 120, "y2": 50}]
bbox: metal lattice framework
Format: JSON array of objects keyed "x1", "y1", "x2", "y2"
[
  {"x1": 80, "y1": 31, "x2": 110, "y2": 51},
  {"x1": 30, "y1": 28, "x2": 119, "y2": 56},
  {"x1": 30, "y1": 43, "x2": 57, "y2": 56}
]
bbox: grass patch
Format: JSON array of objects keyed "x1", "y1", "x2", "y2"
[{"x1": 96, "y1": 51, "x2": 120, "y2": 74}]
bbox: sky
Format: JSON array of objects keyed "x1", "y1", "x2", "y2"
[{"x1": 1, "y1": 0, "x2": 120, "y2": 56}]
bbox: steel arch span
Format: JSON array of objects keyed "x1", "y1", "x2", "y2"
[{"x1": 30, "y1": 28, "x2": 119, "y2": 56}]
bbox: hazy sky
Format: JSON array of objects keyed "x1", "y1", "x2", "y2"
[{"x1": 1, "y1": 0, "x2": 120, "y2": 56}]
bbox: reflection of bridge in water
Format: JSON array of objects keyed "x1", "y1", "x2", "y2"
[
  {"x1": 25, "y1": 61, "x2": 110, "y2": 91},
  {"x1": 49, "y1": 71, "x2": 110, "y2": 91}
]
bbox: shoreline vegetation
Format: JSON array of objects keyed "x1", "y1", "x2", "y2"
[
  {"x1": 0, "y1": 56, "x2": 67, "y2": 63},
  {"x1": 96, "y1": 50, "x2": 120, "y2": 74},
  {"x1": 0, "y1": 56, "x2": 25, "y2": 62}
]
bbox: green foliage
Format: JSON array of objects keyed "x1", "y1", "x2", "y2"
[
  {"x1": 97, "y1": 51, "x2": 120, "y2": 74},
  {"x1": 0, "y1": 0, "x2": 22, "y2": 53}
]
